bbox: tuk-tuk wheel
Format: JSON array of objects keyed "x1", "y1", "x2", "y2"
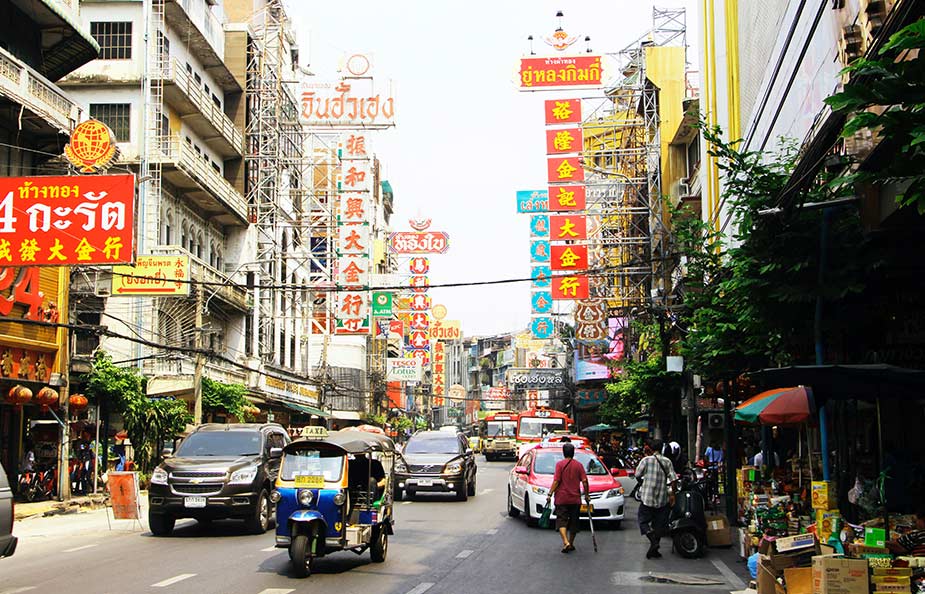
[
  {"x1": 370, "y1": 526, "x2": 388, "y2": 562},
  {"x1": 290, "y1": 533, "x2": 314, "y2": 578}
]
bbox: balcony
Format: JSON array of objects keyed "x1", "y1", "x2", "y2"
[
  {"x1": 164, "y1": 0, "x2": 240, "y2": 92},
  {"x1": 153, "y1": 137, "x2": 248, "y2": 226},
  {"x1": 0, "y1": 45, "x2": 79, "y2": 138},
  {"x1": 145, "y1": 356, "x2": 248, "y2": 397},
  {"x1": 158, "y1": 60, "x2": 243, "y2": 158},
  {"x1": 153, "y1": 245, "x2": 249, "y2": 313}
]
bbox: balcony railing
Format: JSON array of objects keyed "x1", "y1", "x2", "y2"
[
  {"x1": 159, "y1": 59, "x2": 243, "y2": 157},
  {"x1": 153, "y1": 245, "x2": 249, "y2": 312},
  {"x1": 167, "y1": 0, "x2": 225, "y2": 62},
  {"x1": 0, "y1": 45, "x2": 78, "y2": 133},
  {"x1": 153, "y1": 137, "x2": 248, "y2": 224},
  {"x1": 144, "y1": 357, "x2": 247, "y2": 386}
]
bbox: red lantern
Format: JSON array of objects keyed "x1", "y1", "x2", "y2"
[
  {"x1": 69, "y1": 393, "x2": 88, "y2": 412},
  {"x1": 35, "y1": 387, "x2": 58, "y2": 412},
  {"x1": 7, "y1": 385, "x2": 32, "y2": 406}
]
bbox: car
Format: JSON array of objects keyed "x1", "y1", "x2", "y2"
[
  {"x1": 147, "y1": 423, "x2": 290, "y2": 536},
  {"x1": 394, "y1": 430, "x2": 477, "y2": 501},
  {"x1": 516, "y1": 433, "x2": 592, "y2": 460},
  {"x1": 0, "y1": 463, "x2": 16, "y2": 558},
  {"x1": 507, "y1": 444, "x2": 626, "y2": 528}
]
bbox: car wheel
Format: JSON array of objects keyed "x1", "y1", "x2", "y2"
[
  {"x1": 289, "y1": 533, "x2": 313, "y2": 578},
  {"x1": 393, "y1": 485, "x2": 403, "y2": 501},
  {"x1": 507, "y1": 488, "x2": 520, "y2": 517},
  {"x1": 610, "y1": 520, "x2": 622, "y2": 530},
  {"x1": 370, "y1": 526, "x2": 388, "y2": 562},
  {"x1": 455, "y1": 483, "x2": 468, "y2": 501},
  {"x1": 525, "y1": 495, "x2": 538, "y2": 527},
  {"x1": 197, "y1": 517, "x2": 213, "y2": 528},
  {"x1": 149, "y1": 512, "x2": 175, "y2": 536},
  {"x1": 467, "y1": 473, "x2": 476, "y2": 496},
  {"x1": 245, "y1": 489, "x2": 270, "y2": 534}
]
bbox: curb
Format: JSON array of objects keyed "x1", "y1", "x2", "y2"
[{"x1": 15, "y1": 494, "x2": 110, "y2": 521}]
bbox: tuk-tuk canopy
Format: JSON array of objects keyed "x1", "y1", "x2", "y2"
[{"x1": 285, "y1": 429, "x2": 395, "y2": 455}]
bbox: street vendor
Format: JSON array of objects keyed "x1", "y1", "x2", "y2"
[{"x1": 886, "y1": 506, "x2": 925, "y2": 556}]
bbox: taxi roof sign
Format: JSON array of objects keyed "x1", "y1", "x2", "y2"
[{"x1": 300, "y1": 426, "x2": 329, "y2": 440}]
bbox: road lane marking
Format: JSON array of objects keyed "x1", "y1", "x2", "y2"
[
  {"x1": 151, "y1": 574, "x2": 196, "y2": 588},
  {"x1": 486, "y1": 528, "x2": 498, "y2": 535},
  {"x1": 711, "y1": 558, "x2": 746, "y2": 589},
  {"x1": 455, "y1": 549, "x2": 474, "y2": 558},
  {"x1": 62, "y1": 544, "x2": 97, "y2": 553},
  {"x1": 261, "y1": 546, "x2": 277, "y2": 552},
  {"x1": 401, "y1": 501, "x2": 412, "y2": 505},
  {"x1": 0, "y1": 588, "x2": 37, "y2": 594},
  {"x1": 257, "y1": 590, "x2": 295, "y2": 594},
  {"x1": 478, "y1": 488, "x2": 494, "y2": 495},
  {"x1": 405, "y1": 584, "x2": 434, "y2": 594}
]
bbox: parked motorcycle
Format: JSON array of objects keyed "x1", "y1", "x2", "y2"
[{"x1": 669, "y1": 468, "x2": 708, "y2": 558}]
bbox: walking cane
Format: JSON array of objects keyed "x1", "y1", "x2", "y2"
[{"x1": 585, "y1": 490, "x2": 598, "y2": 553}]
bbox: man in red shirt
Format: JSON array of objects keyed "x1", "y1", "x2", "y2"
[{"x1": 547, "y1": 443, "x2": 590, "y2": 553}]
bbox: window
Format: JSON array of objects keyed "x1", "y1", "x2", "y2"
[
  {"x1": 90, "y1": 22, "x2": 133, "y2": 60},
  {"x1": 89, "y1": 103, "x2": 130, "y2": 142},
  {"x1": 156, "y1": 31, "x2": 169, "y2": 64},
  {"x1": 212, "y1": 93, "x2": 221, "y2": 109}
]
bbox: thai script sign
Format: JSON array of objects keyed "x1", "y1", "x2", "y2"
[
  {"x1": 0, "y1": 174, "x2": 134, "y2": 266},
  {"x1": 506, "y1": 368, "x2": 566, "y2": 388},
  {"x1": 388, "y1": 231, "x2": 449, "y2": 254},
  {"x1": 429, "y1": 319, "x2": 461, "y2": 341},
  {"x1": 518, "y1": 55, "x2": 604, "y2": 90},
  {"x1": 264, "y1": 375, "x2": 321, "y2": 405},
  {"x1": 517, "y1": 189, "x2": 548, "y2": 213},
  {"x1": 112, "y1": 255, "x2": 189, "y2": 296},
  {"x1": 386, "y1": 358, "x2": 422, "y2": 382},
  {"x1": 300, "y1": 79, "x2": 395, "y2": 128}
]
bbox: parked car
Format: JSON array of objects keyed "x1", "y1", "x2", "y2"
[
  {"x1": 394, "y1": 431, "x2": 477, "y2": 501},
  {"x1": 507, "y1": 443, "x2": 626, "y2": 528},
  {"x1": 148, "y1": 423, "x2": 290, "y2": 536},
  {"x1": 0, "y1": 463, "x2": 16, "y2": 558}
]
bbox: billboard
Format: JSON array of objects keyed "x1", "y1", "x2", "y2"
[
  {"x1": 543, "y1": 99, "x2": 582, "y2": 124},
  {"x1": 388, "y1": 231, "x2": 449, "y2": 254},
  {"x1": 574, "y1": 317, "x2": 627, "y2": 381},
  {"x1": 429, "y1": 319, "x2": 461, "y2": 341},
  {"x1": 506, "y1": 368, "x2": 566, "y2": 389},
  {"x1": 112, "y1": 255, "x2": 189, "y2": 296},
  {"x1": 518, "y1": 55, "x2": 604, "y2": 90},
  {"x1": 386, "y1": 358, "x2": 422, "y2": 382}
]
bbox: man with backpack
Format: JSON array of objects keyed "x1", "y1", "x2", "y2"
[
  {"x1": 546, "y1": 442, "x2": 590, "y2": 554},
  {"x1": 635, "y1": 438, "x2": 675, "y2": 559}
]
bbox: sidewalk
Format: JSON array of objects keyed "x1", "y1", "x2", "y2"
[{"x1": 14, "y1": 492, "x2": 111, "y2": 520}]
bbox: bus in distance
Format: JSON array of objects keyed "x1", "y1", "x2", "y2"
[{"x1": 480, "y1": 410, "x2": 518, "y2": 461}]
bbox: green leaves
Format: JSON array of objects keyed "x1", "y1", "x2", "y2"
[{"x1": 201, "y1": 377, "x2": 250, "y2": 421}]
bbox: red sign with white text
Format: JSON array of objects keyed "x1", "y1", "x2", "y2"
[
  {"x1": 547, "y1": 157, "x2": 585, "y2": 184},
  {"x1": 550, "y1": 244, "x2": 589, "y2": 271},
  {"x1": 548, "y1": 185, "x2": 586, "y2": 211},
  {"x1": 551, "y1": 275, "x2": 590, "y2": 300},
  {"x1": 0, "y1": 174, "x2": 135, "y2": 266},
  {"x1": 545, "y1": 127, "x2": 582, "y2": 155},
  {"x1": 549, "y1": 215, "x2": 587, "y2": 241},
  {"x1": 544, "y1": 99, "x2": 582, "y2": 125},
  {"x1": 519, "y1": 56, "x2": 604, "y2": 90}
]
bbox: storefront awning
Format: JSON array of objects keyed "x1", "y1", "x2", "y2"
[
  {"x1": 628, "y1": 420, "x2": 649, "y2": 432},
  {"x1": 752, "y1": 364, "x2": 925, "y2": 402},
  {"x1": 275, "y1": 400, "x2": 328, "y2": 418},
  {"x1": 331, "y1": 410, "x2": 362, "y2": 421}
]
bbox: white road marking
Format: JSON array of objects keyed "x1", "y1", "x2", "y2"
[
  {"x1": 261, "y1": 546, "x2": 277, "y2": 552},
  {"x1": 401, "y1": 501, "x2": 412, "y2": 505},
  {"x1": 711, "y1": 558, "x2": 746, "y2": 589},
  {"x1": 486, "y1": 528, "x2": 498, "y2": 535},
  {"x1": 455, "y1": 549, "x2": 474, "y2": 558},
  {"x1": 151, "y1": 574, "x2": 196, "y2": 588},
  {"x1": 405, "y1": 584, "x2": 434, "y2": 594},
  {"x1": 62, "y1": 544, "x2": 97, "y2": 553},
  {"x1": 478, "y1": 488, "x2": 494, "y2": 495},
  {"x1": 0, "y1": 588, "x2": 37, "y2": 594},
  {"x1": 257, "y1": 590, "x2": 295, "y2": 594}
]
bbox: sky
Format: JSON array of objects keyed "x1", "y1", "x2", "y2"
[{"x1": 286, "y1": 0, "x2": 698, "y2": 337}]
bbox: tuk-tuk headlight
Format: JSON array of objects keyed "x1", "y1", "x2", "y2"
[
  {"x1": 298, "y1": 489, "x2": 314, "y2": 506},
  {"x1": 269, "y1": 490, "x2": 282, "y2": 503},
  {"x1": 333, "y1": 491, "x2": 346, "y2": 506}
]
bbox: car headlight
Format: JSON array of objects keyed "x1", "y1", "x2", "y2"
[
  {"x1": 298, "y1": 489, "x2": 314, "y2": 506},
  {"x1": 333, "y1": 491, "x2": 346, "y2": 506},
  {"x1": 394, "y1": 459, "x2": 407, "y2": 473},
  {"x1": 151, "y1": 467, "x2": 168, "y2": 485},
  {"x1": 605, "y1": 487, "x2": 624, "y2": 498},
  {"x1": 530, "y1": 485, "x2": 547, "y2": 495},
  {"x1": 230, "y1": 466, "x2": 258, "y2": 484},
  {"x1": 443, "y1": 461, "x2": 463, "y2": 474}
]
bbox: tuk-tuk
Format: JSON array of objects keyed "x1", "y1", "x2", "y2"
[{"x1": 271, "y1": 427, "x2": 395, "y2": 578}]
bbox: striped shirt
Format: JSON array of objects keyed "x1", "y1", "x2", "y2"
[
  {"x1": 634, "y1": 453, "x2": 673, "y2": 508},
  {"x1": 897, "y1": 529, "x2": 925, "y2": 556}
]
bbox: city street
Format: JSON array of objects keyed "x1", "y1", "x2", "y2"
[{"x1": 3, "y1": 460, "x2": 748, "y2": 594}]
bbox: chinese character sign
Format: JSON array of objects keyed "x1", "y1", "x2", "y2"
[
  {"x1": 550, "y1": 244, "x2": 589, "y2": 271},
  {"x1": 112, "y1": 255, "x2": 189, "y2": 296},
  {"x1": 544, "y1": 99, "x2": 582, "y2": 125},
  {"x1": 549, "y1": 215, "x2": 587, "y2": 241},
  {"x1": 529, "y1": 215, "x2": 549, "y2": 238},
  {"x1": 546, "y1": 127, "x2": 582, "y2": 155},
  {"x1": 0, "y1": 174, "x2": 134, "y2": 266},
  {"x1": 335, "y1": 291, "x2": 370, "y2": 334},
  {"x1": 548, "y1": 184, "x2": 586, "y2": 212},
  {"x1": 432, "y1": 340, "x2": 446, "y2": 404},
  {"x1": 547, "y1": 157, "x2": 585, "y2": 183},
  {"x1": 551, "y1": 275, "x2": 589, "y2": 300}
]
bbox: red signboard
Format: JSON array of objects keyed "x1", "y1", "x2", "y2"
[
  {"x1": 519, "y1": 56, "x2": 604, "y2": 90},
  {"x1": 548, "y1": 185, "x2": 586, "y2": 212},
  {"x1": 547, "y1": 157, "x2": 584, "y2": 184},
  {"x1": 389, "y1": 231, "x2": 449, "y2": 254},
  {"x1": 546, "y1": 127, "x2": 582, "y2": 155},
  {"x1": 549, "y1": 215, "x2": 587, "y2": 241},
  {"x1": 544, "y1": 99, "x2": 582, "y2": 125},
  {"x1": 551, "y1": 275, "x2": 590, "y2": 300},
  {"x1": 550, "y1": 245, "x2": 589, "y2": 271},
  {"x1": 0, "y1": 174, "x2": 134, "y2": 266},
  {"x1": 409, "y1": 330, "x2": 429, "y2": 349}
]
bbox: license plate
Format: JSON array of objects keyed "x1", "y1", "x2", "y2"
[
  {"x1": 580, "y1": 504, "x2": 593, "y2": 514},
  {"x1": 417, "y1": 479, "x2": 433, "y2": 487},
  {"x1": 184, "y1": 496, "x2": 207, "y2": 508},
  {"x1": 294, "y1": 475, "x2": 324, "y2": 488}
]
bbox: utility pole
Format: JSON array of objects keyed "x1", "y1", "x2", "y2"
[{"x1": 193, "y1": 282, "x2": 204, "y2": 424}]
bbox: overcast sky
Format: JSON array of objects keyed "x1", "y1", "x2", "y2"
[{"x1": 286, "y1": 0, "x2": 698, "y2": 337}]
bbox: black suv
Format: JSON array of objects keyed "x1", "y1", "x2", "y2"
[
  {"x1": 148, "y1": 423, "x2": 290, "y2": 536},
  {"x1": 394, "y1": 431, "x2": 477, "y2": 501}
]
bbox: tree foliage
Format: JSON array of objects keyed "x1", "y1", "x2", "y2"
[
  {"x1": 201, "y1": 377, "x2": 250, "y2": 421},
  {"x1": 84, "y1": 352, "x2": 191, "y2": 474}
]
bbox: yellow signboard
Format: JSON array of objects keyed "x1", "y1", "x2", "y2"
[
  {"x1": 294, "y1": 475, "x2": 325, "y2": 488},
  {"x1": 300, "y1": 426, "x2": 329, "y2": 439},
  {"x1": 112, "y1": 255, "x2": 190, "y2": 296}
]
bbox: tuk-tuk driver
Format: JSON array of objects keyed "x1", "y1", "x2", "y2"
[{"x1": 348, "y1": 454, "x2": 387, "y2": 497}]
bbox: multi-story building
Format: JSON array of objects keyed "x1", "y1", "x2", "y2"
[{"x1": 0, "y1": 0, "x2": 98, "y2": 483}]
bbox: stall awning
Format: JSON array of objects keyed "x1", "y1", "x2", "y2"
[
  {"x1": 331, "y1": 410, "x2": 362, "y2": 421},
  {"x1": 735, "y1": 386, "x2": 814, "y2": 426},
  {"x1": 628, "y1": 420, "x2": 649, "y2": 432},
  {"x1": 275, "y1": 400, "x2": 328, "y2": 418}
]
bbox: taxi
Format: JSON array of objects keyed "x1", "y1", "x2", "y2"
[
  {"x1": 516, "y1": 432, "x2": 591, "y2": 460},
  {"x1": 507, "y1": 443, "x2": 625, "y2": 528}
]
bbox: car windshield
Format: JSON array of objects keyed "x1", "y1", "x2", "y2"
[
  {"x1": 486, "y1": 421, "x2": 516, "y2": 437},
  {"x1": 404, "y1": 437, "x2": 460, "y2": 454},
  {"x1": 533, "y1": 451, "x2": 609, "y2": 476},
  {"x1": 281, "y1": 449, "x2": 344, "y2": 482},
  {"x1": 518, "y1": 417, "x2": 566, "y2": 439},
  {"x1": 175, "y1": 431, "x2": 261, "y2": 457}
]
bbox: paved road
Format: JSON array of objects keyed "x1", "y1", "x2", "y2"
[{"x1": 2, "y1": 460, "x2": 749, "y2": 594}]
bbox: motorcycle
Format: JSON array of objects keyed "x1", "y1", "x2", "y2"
[{"x1": 669, "y1": 468, "x2": 708, "y2": 558}]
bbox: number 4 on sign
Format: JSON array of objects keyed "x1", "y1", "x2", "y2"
[{"x1": 0, "y1": 267, "x2": 44, "y2": 319}]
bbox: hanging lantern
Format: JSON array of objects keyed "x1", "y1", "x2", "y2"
[
  {"x1": 35, "y1": 386, "x2": 58, "y2": 412},
  {"x1": 7, "y1": 385, "x2": 32, "y2": 406},
  {"x1": 69, "y1": 393, "x2": 89, "y2": 412}
]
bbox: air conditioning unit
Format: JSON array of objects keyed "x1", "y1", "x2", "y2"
[{"x1": 707, "y1": 412, "x2": 725, "y2": 429}]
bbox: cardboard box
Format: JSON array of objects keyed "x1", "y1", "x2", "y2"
[
  {"x1": 872, "y1": 567, "x2": 913, "y2": 577},
  {"x1": 816, "y1": 509, "x2": 841, "y2": 541},
  {"x1": 872, "y1": 586, "x2": 910, "y2": 593},
  {"x1": 812, "y1": 556, "x2": 869, "y2": 594},
  {"x1": 846, "y1": 542, "x2": 889, "y2": 556},
  {"x1": 782, "y1": 567, "x2": 813, "y2": 594},
  {"x1": 774, "y1": 532, "x2": 816, "y2": 553},
  {"x1": 757, "y1": 559, "x2": 780, "y2": 594},
  {"x1": 870, "y1": 575, "x2": 910, "y2": 585},
  {"x1": 865, "y1": 527, "x2": 886, "y2": 548},
  {"x1": 706, "y1": 512, "x2": 733, "y2": 547},
  {"x1": 812, "y1": 481, "x2": 837, "y2": 510}
]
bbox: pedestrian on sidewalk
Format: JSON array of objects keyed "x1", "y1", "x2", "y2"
[
  {"x1": 546, "y1": 442, "x2": 590, "y2": 554},
  {"x1": 634, "y1": 438, "x2": 674, "y2": 559}
]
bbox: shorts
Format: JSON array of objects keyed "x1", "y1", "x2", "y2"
[{"x1": 555, "y1": 504, "x2": 581, "y2": 533}]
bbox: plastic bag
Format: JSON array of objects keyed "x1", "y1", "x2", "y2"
[{"x1": 539, "y1": 502, "x2": 552, "y2": 529}]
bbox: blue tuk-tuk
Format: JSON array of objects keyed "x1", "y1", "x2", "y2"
[{"x1": 271, "y1": 428, "x2": 395, "y2": 577}]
